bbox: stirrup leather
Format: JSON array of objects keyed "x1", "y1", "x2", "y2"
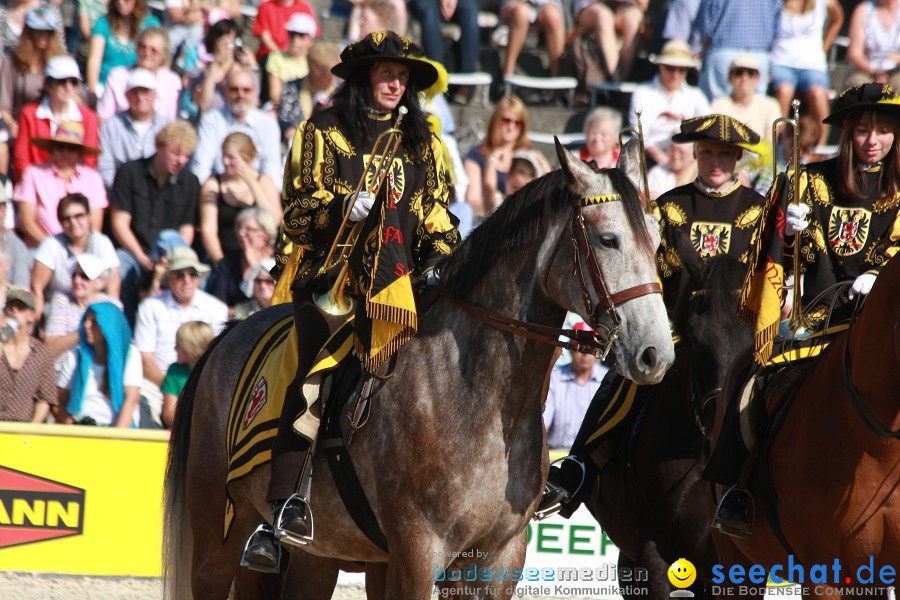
[
  {"x1": 533, "y1": 455, "x2": 587, "y2": 521},
  {"x1": 273, "y1": 493, "x2": 315, "y2": 547},
  {"x1": 240, "y1": 523, "x2": 282, "y2": 574}
]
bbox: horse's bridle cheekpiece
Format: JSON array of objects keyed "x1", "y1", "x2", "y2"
[{"x1": 448, "y1": 193, "x2": 661, "y2": 360}]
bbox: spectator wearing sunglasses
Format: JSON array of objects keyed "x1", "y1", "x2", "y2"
[
  {"x1": 234, "y1": 256, "x2": 276, "y2": 320},
  {"x1": 134, "y1": 246, "x2": 227, "y2": 427},
  {"x1": 711, "y1": 55, "x2": 783, "y2": 145},
  {"x1": 13, "y1": 56, "x2": 99, "y2": 183}
]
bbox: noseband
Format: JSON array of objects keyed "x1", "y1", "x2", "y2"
[{"x1": 448, "y1": 193, "x2": 661, "y2": 359}]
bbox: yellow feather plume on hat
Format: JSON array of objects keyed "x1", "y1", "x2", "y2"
[
  {"x1": 738, "y1": 139, "x2": 773, "y2": 172},
  {"x1": 419, "y1": 57, "x2": 448, "y2": 102}
]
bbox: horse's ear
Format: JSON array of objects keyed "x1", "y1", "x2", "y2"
[
  {"x1": 616, "y1": 139, "x2": 642, "y2": 191},
  {"x1": 555, "y1": 136, "x2": 595, "y2": 192},
  {"x1": 673, "y1": 228, "x2": 703, "y2": 285}
]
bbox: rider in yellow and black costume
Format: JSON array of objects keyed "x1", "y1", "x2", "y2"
[
  {"x1": 242, "y1": 31, "x2": 460, "y2": 572},
  {"x1": 707, "y1": 83, "x2": 900, "y2": 538}
]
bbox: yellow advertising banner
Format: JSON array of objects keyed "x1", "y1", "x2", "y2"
[{"x1": 0, "y1": 423, "x2": 168, "y2": 576}]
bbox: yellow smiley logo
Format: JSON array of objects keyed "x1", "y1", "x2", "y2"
[{"x1": 668, "y1": 558, "x2": 697, "y2": 588}]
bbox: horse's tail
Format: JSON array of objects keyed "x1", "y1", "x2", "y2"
[{"x1": 162, "y1": 322, "x2": 236, "y2": 600}]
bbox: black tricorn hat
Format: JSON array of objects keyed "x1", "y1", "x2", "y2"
[
  {"x1": 671, "y1": 114, "x2": 763, "y2": 154},
  {"x1": 823, "y1": 83, "x2": 900, "y2": 126},
  {"x1": 332, "y1": 31, "x2": 439, "y2": 91}
]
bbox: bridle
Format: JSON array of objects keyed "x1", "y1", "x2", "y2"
[
  {"x1": 843, "y1": 310, "x2": 900, "y2": 439},
  {"x1": 447, "y1": 193, "x2": 661, "y2": 359}
]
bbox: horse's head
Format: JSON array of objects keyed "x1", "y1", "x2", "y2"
[
  {"x1": 543, "y1": 140, "x2": 674, "y2": 384},
  {"x1": 676, "y1": 234, "x2": 752, "y2": 399}
]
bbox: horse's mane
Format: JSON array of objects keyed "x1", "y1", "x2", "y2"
[
  {"x1": 697, "y1": 254, "x2": 747, "y2": 317},
  {"x1": 441, "y1": 165, "x2": 652, "y2": 298}
]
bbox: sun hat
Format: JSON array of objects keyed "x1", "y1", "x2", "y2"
[
  {"x1": 166, "y1": 247, "x2": 211, "y2": 276},
  {"x1": 728, "y1": 54, "x2": 760, "y2": 73},
  {"x1": 25, "y1": 6, "x2": 60, "y2": 32},
  {"x1": 822, "y1": 83, "x2": 900, "y2": 126},
  {"x1": 45, "y1": 55, "x2": 82, "y2": 81},
  {"x1": 126, "y1": 68, "x2": 158, "y2": 92},
  {"x1": 286, "y1": 13, "x2": 318, "y2": 37},
  {"x1": 6, "y1": 287, "x2": 35, "y2": 310},
  {"x1": 649, "y1": 39, "x2": 700, "y2": 69},
  {"x1": 71, "y1": 254, "x2": 108, "y2": 281},
  {"x1": 31, "y1": 121, "x2": 101, "y2": 155},
  {"x1": 332, "y1": 31, "x2": 441, "y2": 91}
]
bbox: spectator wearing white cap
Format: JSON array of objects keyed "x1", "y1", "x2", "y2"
[
  {"x1": 711, "y1": 54, "x2": 783, "y2": 144},
  {"x1": 267, "y1": 12, "x2": 316, "y2": 135},
  {"x1": 0, "y1": 7, "x2": 66, "y2": 138},
  {"x1": 98, "y1": 27, "x2": 183, "y2": 121},
  {"x1": 44, "y1": 253, "x2": 122, "y2": 374},
  {"x1": 98, "y1": 68, "x2": 172, "y2": 189},
  {"x1": 13, "y1": 55, "x2": 100, "y2": 183},
  {"x1": 0, "y1": 1, "x2": 65, "y2": 58},
  {"x1": 627, "y1": 39, "x2": 710, "y2": 167}
]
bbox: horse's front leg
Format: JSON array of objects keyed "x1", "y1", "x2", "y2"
[
  {"x1": 434, "y1": 533, "x2": 526, "y2": 600},
  {"x1": 384, "y1": 534, "x2": 444, "y2": 600}
]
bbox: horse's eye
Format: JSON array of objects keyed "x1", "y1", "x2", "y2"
[{"x1": 599, "y1": 234, "x2": 619, "y2": 249}]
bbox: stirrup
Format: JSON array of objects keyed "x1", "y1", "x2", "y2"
[
  {"x1": 533, "y1": 455, "x2": 587, "y2": 521},
  {"x1": 273, "y1": 493, "x2": 314, "y2": 547},
  {"x1": 711, "y1": 485, "x2": 755, "y2": 539},
  {"x1": 240, "y1": 523, "x2": 282, "y2": 574}
]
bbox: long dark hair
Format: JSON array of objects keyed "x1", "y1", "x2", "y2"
[
  {"x1": 108, "y1": 0, "x2": 148, "y2": 40},
  {"x1": 330, "y1": 63, "x2": 432, "y2": 161},
  {"x1": 838, "y1": 109, "x2": 900, "y2": 199}
]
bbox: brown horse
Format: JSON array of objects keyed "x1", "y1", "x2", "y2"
[
  {"x1": 710, "y1": 255, "x2": 900, "y2": 599},
  {"x1": 163, "y1": 141, "x2": 676, "y2": 599}
]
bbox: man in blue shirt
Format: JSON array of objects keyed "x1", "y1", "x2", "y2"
[{"x1": 693, "y1": 0, "x2": 783, "y2": 100}]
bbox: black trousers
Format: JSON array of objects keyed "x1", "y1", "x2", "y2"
[{"x1": 266, "y1": 290, "x2": 334, "y2": 502}]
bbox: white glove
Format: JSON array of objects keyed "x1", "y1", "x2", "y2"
[
  {"x1": 848, "y1": 273, "x2": 877, "y2": 299},
  {"x1": 784, "y1": 203, "x2": 810, "y2": 236},
  {"x1": 348, "y1": 191, "x2": 374, "y2": 223}
]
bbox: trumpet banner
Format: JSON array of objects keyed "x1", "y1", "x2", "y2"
[{"x1": 739, "y1": 172, "x2": 790, "y2": 364}]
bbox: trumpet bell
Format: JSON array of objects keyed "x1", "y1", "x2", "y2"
[{"x1": 314, "y1": 287, "x2": 354, "y2": 316}]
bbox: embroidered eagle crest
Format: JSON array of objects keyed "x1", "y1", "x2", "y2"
[
  {"x1": 365, "y1": 155, "x2": 405, "y2": 205},
  {"x1": 828, "y1": 207, "x2": 870, "y2": 256},
  {"x1": 690, "y1": 221, "x2": 731, "y2": 258}
]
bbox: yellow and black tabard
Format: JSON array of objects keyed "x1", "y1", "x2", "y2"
[
  {"x1": 274, "y1": 107, "x2": 460, "y2": 370},
  {"x1": 792, "y1": 157, "x2": 900, "y2": 324},
  {"x1": 656, "y1": 179, "x2": 767, "y2": 316}
]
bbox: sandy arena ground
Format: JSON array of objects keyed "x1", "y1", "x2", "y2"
[{"x1": 0, "y1": 573, "x2": 592, "y2": 599}]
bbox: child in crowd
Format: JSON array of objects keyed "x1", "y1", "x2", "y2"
[
  {"x1": 160, "y1": 320, "x2": 214, "y2": 427},
  {"x1": 505, "y1": 149, "x2": 548, "y2": 197}
]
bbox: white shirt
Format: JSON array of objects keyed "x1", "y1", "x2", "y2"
[
  {"x1": 629, "y1": 76, "x2": 711, "y2": 149},
  {"x1": 33, "y1": 232, "x2": 120, "y2": 298},
  {"x1": 134, "y1": 289, "x2": 228, "y2": 371},
  {"x1": 57, "y1": 344, "x2": 144, "y2": 426}
]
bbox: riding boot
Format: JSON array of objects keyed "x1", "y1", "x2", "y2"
[
  {"x1": 242, "y1": 523, "x2": 281, "y2": 573},
  {"x1": 711, "y1": 485, "x2": 754, "y2": 539},
  {"x1": 535, "y1": 455, "x2": 588, "y2": 520}
]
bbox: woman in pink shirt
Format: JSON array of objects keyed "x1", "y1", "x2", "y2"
[{"x1": 13, "y1": 121, "x2": 107, "y2": 246}]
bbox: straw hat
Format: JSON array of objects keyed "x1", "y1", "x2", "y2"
[
  {"x1": 649, "y1": 39, "x2": 700, "y2": 69},
  {"x1": 165, "y1": 247, "x2": 211, "y2": 276},
  {"x1": 31, "y1": 121, "x2": 101, "y2": 155}
]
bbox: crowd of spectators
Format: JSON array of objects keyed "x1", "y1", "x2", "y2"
[{"x1": 0, "y1": 0, "x2": 876, "y2": 434}]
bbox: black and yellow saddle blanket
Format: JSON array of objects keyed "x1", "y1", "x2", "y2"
[
  {"x1": 222, "y1": 310, "x2": 358, "y2": 541},
  {"x1": 572, "y1": 323, "x2": 848, "y2": 456}
]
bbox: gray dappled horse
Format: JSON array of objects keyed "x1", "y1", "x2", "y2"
[{"x1": 163, "y1": 141, "x2": 676, "y2": 599}]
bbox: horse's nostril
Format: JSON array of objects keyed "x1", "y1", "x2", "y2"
[{"x1": 640, "y1": 346, "x2": 657, "y2": 371}]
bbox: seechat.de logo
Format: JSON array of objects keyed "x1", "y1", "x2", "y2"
[{"x1": 0, "y1": 465, "x2": 85, "y2": 549}]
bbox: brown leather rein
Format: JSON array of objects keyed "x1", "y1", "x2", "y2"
[{"x1": 446, "y1": 193, "x2": 661, "y2": 360}]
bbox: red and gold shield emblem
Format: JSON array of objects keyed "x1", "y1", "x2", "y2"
[
  {"x1": 690, "y1": 221, "x2": 731, "y2": 258},
  {"x1": 828, "y1": 207, "x2": 870, "y2": 256}
]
